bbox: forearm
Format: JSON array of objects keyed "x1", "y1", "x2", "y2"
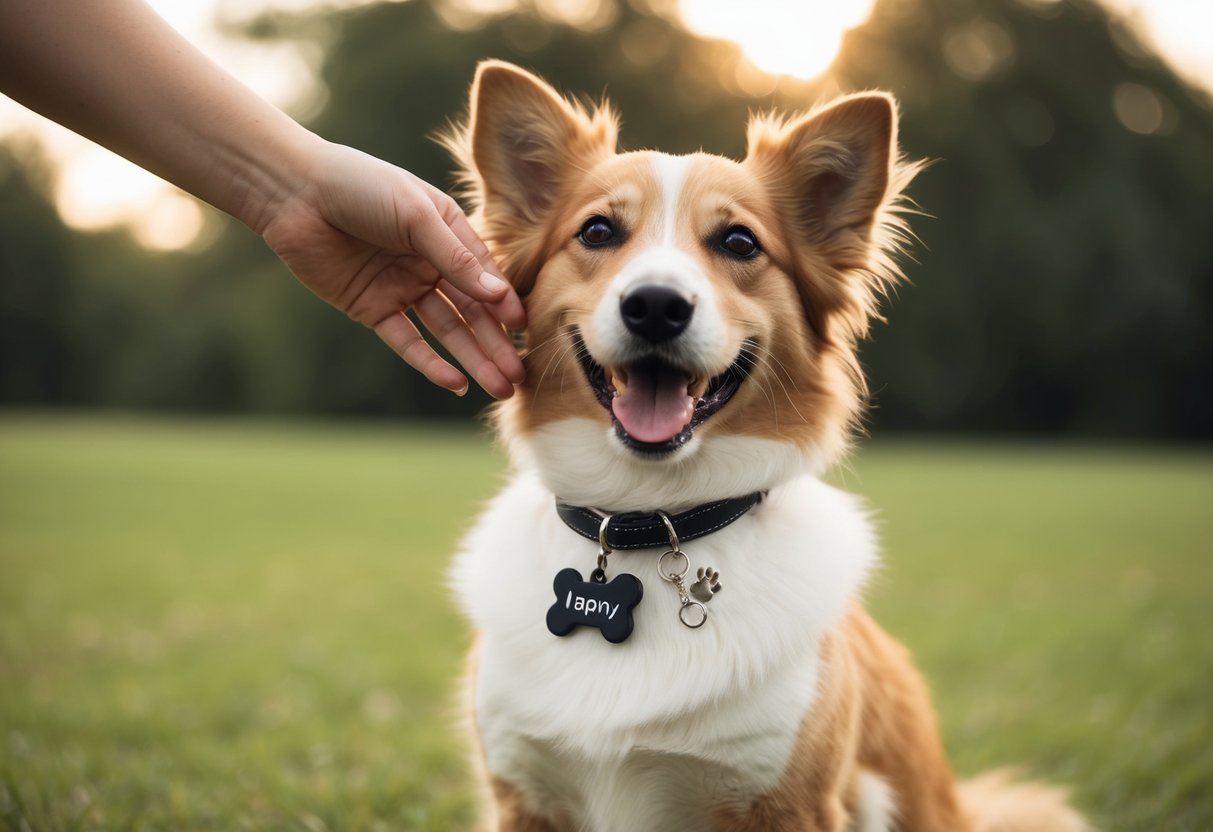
[{"x1": 0, "y1": 0, "x2": 317, "y2": 232}]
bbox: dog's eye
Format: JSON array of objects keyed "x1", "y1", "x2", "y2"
[
  {"x1": 720, "y1": 226, "x2": 760, "y2": 258},
  {"x1": 578, "y1": 216, "x2": 616, "y2": 247}
]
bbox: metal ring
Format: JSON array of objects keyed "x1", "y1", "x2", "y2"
[
  {"x1": 679, "y1": 602, "x2": 707, "y2": 629},
  {"x1": 655, "y1": 510, "x2": 681, "y2": 551},
  {"x1": 657, "y1": 549, "x2": 689, "y2": 581},
  {"x1": 597, "y1": 513, "x2": 613, "y2": 554}
]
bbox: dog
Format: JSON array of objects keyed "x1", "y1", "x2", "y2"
[{"x1": 445, "y1": 60, "x2": 1089, "y2": 832}]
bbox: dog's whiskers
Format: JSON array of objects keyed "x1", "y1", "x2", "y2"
[
  {"x1": 741, "y1": 338, "x2": 810, "y2": 426},
  {"x1": 738, "y1": 344, "x2": 780, "y2": 429},
  {"x1": 738, "y1": 343, "x2": 781, "y2": 429},
  {"x1": 532, "y1": 321, "x2": 603, "y2": 399},
  {"x1": 538, "y1": 341, "x2": 578, "y2": 397},
  {"x1": 532, "y1": 325, "x2": 579, "y2": 397}
]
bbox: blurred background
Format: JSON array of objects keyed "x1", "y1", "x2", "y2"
[
  {"x1": 2, "y1": 0, "x2": 1210, "y2": 434},
  {"x1": 2, "y1": 1, "x2": 1212, "y2": 830}
]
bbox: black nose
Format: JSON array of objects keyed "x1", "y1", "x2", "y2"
[{"x1": 619, "y1": 286, "x2": 694, "y2": 343}]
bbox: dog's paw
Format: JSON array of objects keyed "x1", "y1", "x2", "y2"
[{"x1": 689, "y1": 566, "x2": 721, "y2": 603}]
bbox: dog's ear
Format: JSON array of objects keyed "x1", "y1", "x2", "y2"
[
  {"x1": 448, "y1": 61, "x2": 616, "y2": 292},
  {"x1": 469, "y1": 61, "x2": 614, "y2": 222},
  {"x1": 745, "y1": 93, "x2": 896, "y2": 267},
  {"x1": 745, "y1": 94, "x2": 918, "y2": 340}
]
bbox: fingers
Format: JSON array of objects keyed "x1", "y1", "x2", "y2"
[
  {"x1": 408, "y1": 194, "x2": 508, "y2": 301},
  {"x1": 372, "y1": 260, "x2": 521, "y2": 396},
  {"x1": 397, "y1": 193, "x2": 526, "y2": 396},
  {"x1": 374, "y1": 311, "x2": 469, "y2": 396},
  {"x1": 441, "y1": 204, "x2": 527, "y2": 331},
  {"x1": 413, "y1": 289, "x2": 515, "y2": 399},
  {"x1": 439, "y1": 279, "x2": 525, "y2": 384},
  {"x1": 348, "y1": 167, "x2": 528, "y2": 397}
]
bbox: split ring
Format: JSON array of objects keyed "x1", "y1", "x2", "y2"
[
  {"x1": 679, "y1": 602, "x2": 707, "y2": 629},
  {"x1": 657, "y1": 549, "x2": 689, "y2": 581}
]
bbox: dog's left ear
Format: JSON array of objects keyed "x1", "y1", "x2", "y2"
[{"x1": 745, "y1": 93, "x2": 897, "y2": 271}]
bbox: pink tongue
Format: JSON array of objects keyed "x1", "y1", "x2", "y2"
[{"x1": 611, "y1": 363, "x2": 694, "y2": 444}]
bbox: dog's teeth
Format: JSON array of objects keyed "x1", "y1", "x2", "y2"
[{"x1": 612, "y1": 374, "x2": 627, "y2": 395}]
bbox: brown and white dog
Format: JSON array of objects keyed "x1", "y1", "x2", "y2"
[{"x1": 447, "y1": 60, "x2": 1088, "y2": 832}]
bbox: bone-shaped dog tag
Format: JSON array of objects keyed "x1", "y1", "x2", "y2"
[{"x1": 546, "y1": 568, "x2": 643, "y2": 644}]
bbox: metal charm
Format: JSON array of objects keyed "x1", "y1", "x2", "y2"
[
  {"x1": 689, "y1": 567, "x2": 722, "y2": 603},
  {"x1": 654, "y1": 511, "x2": 720, "y2": 629}
]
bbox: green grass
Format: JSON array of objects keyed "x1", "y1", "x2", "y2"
[{"x1": 1, "y1": 414, "x2": 1210, "y2": 831}]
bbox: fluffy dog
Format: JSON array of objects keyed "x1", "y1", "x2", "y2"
[{"x1": 446, "y1": 60, "x2": 1087, "y2": 832}]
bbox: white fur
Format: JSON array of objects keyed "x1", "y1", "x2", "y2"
[
  {"x1": 587, "y1": 155, "x2": 731, "y2": 378},
  {"x1": 852, "y1": 772, "x2": 898, "y2": 832},
  {"x1": 588, "y1": 243, "x2": 730, "y2": 377},
  {"x1": 455, "y1": 146, "x2": 876, "y2": 829},
  {"x1": 654, "y1": 153, "x2": 692, "y2": 245},
  {"x1": 451, "y1": 466, "x2": 879, "y2": 830},
  {"x1": 507, "y1": 419, "x2": 824, "y2": 512}
]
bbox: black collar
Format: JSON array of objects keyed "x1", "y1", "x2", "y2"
[{"x1": 556, "y1": 492, "x2": 765, "y2": 550}]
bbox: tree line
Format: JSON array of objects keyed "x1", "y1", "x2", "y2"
[{"x1": 2, "y1": 0, "x2": 1210, "y2": 437}]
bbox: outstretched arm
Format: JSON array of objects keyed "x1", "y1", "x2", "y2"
[{"x1": 0, "y1": 0, "x2": 525, "y2": 398}]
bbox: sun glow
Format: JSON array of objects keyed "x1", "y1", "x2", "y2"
[
  {"x1": 678, "y1": 0, "x2": 877, "y2": 81},
  {"x1": 0, "y1": 0, "x2": 325, "y2": 252},
  {"x1": 2, "y1": 0, "x2": 1212, "y2": 252}
]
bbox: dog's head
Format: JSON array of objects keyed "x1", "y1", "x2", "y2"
[{"x1": 446, "y1": 61, "x2": 919, "y2": 510}]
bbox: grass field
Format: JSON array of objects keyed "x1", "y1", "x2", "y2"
[{"x1": 1, "y1": 413, "x2": 1210, "y2": 831}]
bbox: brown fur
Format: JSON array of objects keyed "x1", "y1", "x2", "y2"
[
  {"x1": 957, "y1": 772, "x2": 1089, "y2": 832},
  {"x1": 465, "y1": 638, "x2": 568, "y2": 832},
  {"x1": 442, "y1": 62, "x2": 920, "y2": 466},
  {"x1": 448, "y1": 61, "x2": 1088, "y2": 832},
  {"x1": 710, "y1": 605, "x2": 968, "y2": 831},
  {"x1": 486, "y1": 779, "x2": 567, "y2": 832}
]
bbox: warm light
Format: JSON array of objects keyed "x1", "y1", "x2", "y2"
[
  {"x1": 536, "y1": 0, "x2": 615, "y2": 30},
  {"x1": 942, "y1": 18, "x2": 1015, "y2": 81},
  {"x1": 1101, "y1": 0, "x2": 1213, "y2": 95},
  {"x1": 678, "y1": 0, "x2": 877, "y2": 80},
  {"x1": 54, "y1": 149, "x2": 168, "y2": 231},
  {"x1": 132, "y1": 193, "x2": 208, "y2": 251},
  {"x1": 1113, "y1": 82, "x2": 1167, "y2": 134},
  {"x1": 51, "y1": 148, "x2": 208, "y2": 249},
  {"x1": 0, "y1": 0, "x2": 325, "y2": 252},
  {"x1": 5, "y1": 0, "x2": 1213, "y2": 256}
]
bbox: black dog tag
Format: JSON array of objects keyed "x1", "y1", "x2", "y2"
[{"x1": 546, "y1": 567, "x2": 643, "y2": 644}]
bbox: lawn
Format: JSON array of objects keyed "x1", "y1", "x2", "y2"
[{"x1": 1, "y1": 413, "x2": 1210, "y2": 831}]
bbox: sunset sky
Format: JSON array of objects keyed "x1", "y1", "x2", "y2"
[{"x1": 1, "y1": 0, "x2": 1210, "y2": 250}]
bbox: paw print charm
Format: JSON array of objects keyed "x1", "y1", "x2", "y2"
[{"x1": 689, "y1": 566, "x2": 722, "y2": 603}]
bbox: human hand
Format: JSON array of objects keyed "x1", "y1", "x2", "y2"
[
  {"x1": 0, "y1": 1, "x2": 524, "y2": 397},
  {"x1": 258, "y1": 141, "x2": 525, "y2": 398}
]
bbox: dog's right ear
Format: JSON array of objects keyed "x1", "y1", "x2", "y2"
[
  {"x1": 470, "y1": 61, "x2": 615, "y2": 224},
  {"x1": 447, "y1": 61, "x2": 617, "y2": 293}
]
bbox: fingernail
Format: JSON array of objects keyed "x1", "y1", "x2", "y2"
[{"x1": 479, "y1": 272, "x2": 507, "y2": 293}]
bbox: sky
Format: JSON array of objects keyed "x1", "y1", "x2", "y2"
[{"x1": 1, "y1": 0, "x2": 1210, "y2": 251}]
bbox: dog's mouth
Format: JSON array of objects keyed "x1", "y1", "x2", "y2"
[{"x1": 574, "y1": 332, "x2": 753, "y2": 456}]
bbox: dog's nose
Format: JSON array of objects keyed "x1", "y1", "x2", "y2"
[{"x1": 619, "y1": 286, "x2": 694, "y2": 343}]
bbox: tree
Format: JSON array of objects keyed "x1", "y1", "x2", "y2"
[{"x1": 3, "y1": 0, "x2": 1210, "y2": 436}]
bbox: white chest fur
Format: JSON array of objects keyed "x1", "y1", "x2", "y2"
[{"x1": 450, "y1": 471, "x2": 878, "y2": 831}]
